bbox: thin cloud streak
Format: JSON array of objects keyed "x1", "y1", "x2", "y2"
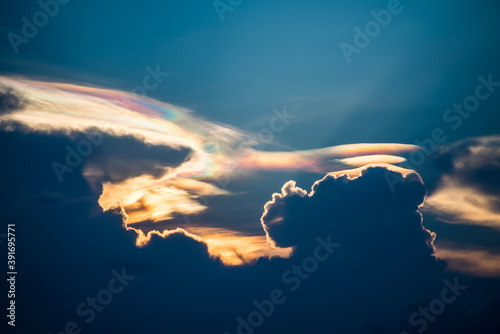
[
  {"x1": 436, "y1": 246, "x2": 500, "y2": 277},
  {"x1": 424, "y1": 136, "x2": 500, "y2": 230}
]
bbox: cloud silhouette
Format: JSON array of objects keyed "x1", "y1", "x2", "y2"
[
  {"x1": 3, "y1": 129, "x2": 499, "y2": 334},
  {"x1": 261, "y1": 166, "x2": 434, "y2": 256}
]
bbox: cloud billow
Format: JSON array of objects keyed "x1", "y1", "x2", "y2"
[{"x1": 262, "y1": 166, "x2": 434, "y2": 259}]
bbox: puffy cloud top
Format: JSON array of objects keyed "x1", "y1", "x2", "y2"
[{"x1": 262, "y1": 166, "x2": 434, "y2": 259}]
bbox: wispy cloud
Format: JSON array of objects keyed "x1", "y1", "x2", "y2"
[
  {"x1": 424, "y1": 136, "x2": 500, "y2": 230},
  {"x1": 0, "y1": 76, "x2": 420, "y2": 265},
  {"x1": 436, "y1": 246, "x2": 500, "y2": 277}
]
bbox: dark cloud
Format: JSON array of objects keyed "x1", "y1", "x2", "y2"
[
  {"x1": 0, "y1": 129, "x2": 191, "y2": 218},
  {"x1": 0, "y1": 85, "x2": 25, "y2": 115},
  {"x1": 82, "y1": 131, "x2": 192, "y2": 184},
  {"x1": 1, "y1": 136, "x2": 499, "y2": 334},
  {"x1": 262, "y1": 167, "x2": 432, "y2": 254},
  {"x1": 255, "y1": 167, "x2": 451, "y2": 332}
]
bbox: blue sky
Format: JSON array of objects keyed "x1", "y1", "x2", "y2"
[
  {"x1": 1, "y1": 1, "x2": 500, "y2": 333},
  {"x1": 2, "y1": 0, "x2": 500, "y2": 147}
]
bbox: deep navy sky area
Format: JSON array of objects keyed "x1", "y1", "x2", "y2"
[{"x1": 1, "y1": 1, "x2": 500, "y2": 334}]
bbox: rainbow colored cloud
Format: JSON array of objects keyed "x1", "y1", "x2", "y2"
[{"x1": 0, "y1": 77, "x2": 420, "y2": 265}]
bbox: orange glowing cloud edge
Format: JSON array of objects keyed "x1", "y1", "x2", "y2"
[
  {"x1": 435, "y1": 246, "x2": 500, "y2": 278},
  {"x1": 0, "y1": 76, "x2": 423, "y2": 266},
  {"x1": 423, "y1": 176, "x2": 500, "y2": 229},
  {"x1": 259, "y1": 163, "x2": 419, "y2": 248}
]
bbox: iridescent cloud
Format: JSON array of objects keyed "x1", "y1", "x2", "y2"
[{"x1": 0, "y1": 76, "x2": 420, "y2": 265}]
